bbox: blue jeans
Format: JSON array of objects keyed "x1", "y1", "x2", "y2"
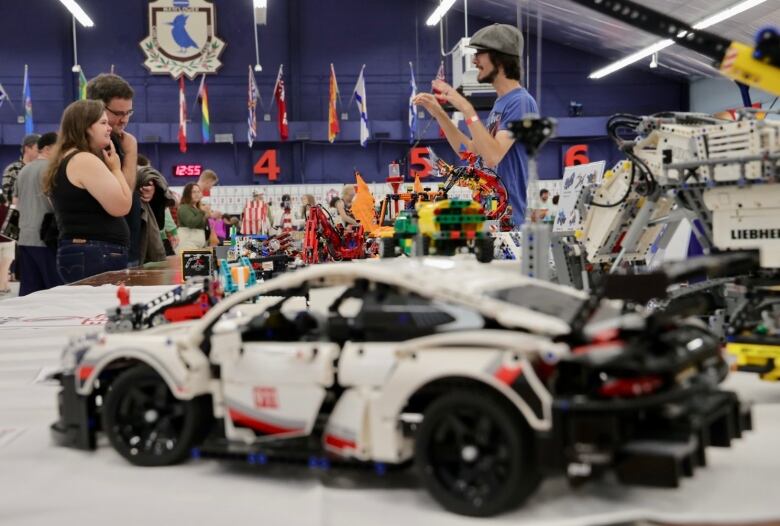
[{"x1": 57, "y1": 239, "x2": 128, "y2": 284}]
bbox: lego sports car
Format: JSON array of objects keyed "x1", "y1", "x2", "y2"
[{"x1": 51, "y1": 257, "x2": 749, "y2": 517}]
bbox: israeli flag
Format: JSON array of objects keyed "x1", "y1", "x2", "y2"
[
  {"x1": 353, "y1": 65, "x2": 369, "y2": 147},
  {"x1": 408, "y1": 62, "x2": 418, "y2": 144}
]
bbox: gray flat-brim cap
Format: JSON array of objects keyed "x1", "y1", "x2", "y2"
[{"x1": 467, "y1": 23, "x2": 523, "y2": 57}]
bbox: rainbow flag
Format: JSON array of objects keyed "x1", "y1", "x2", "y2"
[
  {"x1": 328, "y1": 63, "x2": 340, "y2": 143},
  {"x1": 78, "y1": 68, "x2": 88, "y2": 100},
  {"x1": 198, "y1": 75, "x2": 211, "y2": 143}
]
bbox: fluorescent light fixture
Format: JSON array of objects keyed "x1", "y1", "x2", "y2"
[
  {"x1": 58, "y1": 0, "x2": 94, "y2": 28},
  {"x1": 253, "y1": 0, "x2": 267, "y2": 7},
  {"x1": 589, "y1": 0, "x2": 768, "y2": 79},
  {"x1": 426, "y1": 0, "x2": 457, "y2": 27}
]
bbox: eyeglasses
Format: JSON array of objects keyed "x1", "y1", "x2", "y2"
[{"x1": 105, "y1": 107, "x2": 135, "y2": 118}]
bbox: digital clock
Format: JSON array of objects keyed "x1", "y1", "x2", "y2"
[{"x1": 172, "y1": 164, "x2": 203, "y2": 177}]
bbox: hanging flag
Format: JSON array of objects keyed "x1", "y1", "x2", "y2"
[
  {"x1": 23, "y1": 65, "x2": 33, "y2": 135},
  {"x1": 408, "y1": 62, "x2": 418, "y2": 144},
  {"x1": 273, "y1": 64, "x2": 289, "y2": 141},
  {"x1": 248, "y1": 65, "x2": 259, "y2": 147},
  {"x1": 353, "y1": 65, "x2": 369, "y2": 147},
  {"x1": 198, "y1": 75, "x2": 211, "y2": 143},
  {"x1": 0, "y1": 83, "x2": 9, "y2": 110},
  {"x1": 178, "y1": 76, "x2": 187, "y2": 153},
  {"x1": 78, "y1": 68, "x2": 88, "y2": 100},
  {"x1": 328, "y1": 63, "x2": 340, "y2": 143},
  {"x1": 434, "y1": 61, "x2": 449, "y2": 138}
]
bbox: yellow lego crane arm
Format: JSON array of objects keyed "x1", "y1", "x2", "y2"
[{"x1": 569, "y1": 0, "x2": 780, "y2": 97}]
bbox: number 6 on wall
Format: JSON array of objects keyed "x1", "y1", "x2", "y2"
[{"x1": 253, "y1": 150, "x2": 280, "y2": 181}]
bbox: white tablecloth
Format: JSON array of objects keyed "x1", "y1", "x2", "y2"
[{"x1": 0, "y1": 285, "x2": 778, "y2": 525}]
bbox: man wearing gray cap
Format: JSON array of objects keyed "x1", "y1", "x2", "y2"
[
  {"x1": 415, "y1": 23, "x2": 538, "y2": 226},
  {"x1": 2, "y1": 133, "x2": 40, "y2": 203}
]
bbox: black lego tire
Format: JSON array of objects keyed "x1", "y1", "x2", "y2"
[
  {"x1": 475, "y1": 236, "x2": 495, "y2": 263},
  {"x1": 415, "y1": 389, "x2": 540, "y2": 517},
  {"x1": 102, "y1": 365, "x2": 207, "y2": 467}
]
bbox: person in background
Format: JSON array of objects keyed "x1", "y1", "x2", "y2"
[
  {"x1": 12, "y1": 132, "x2": 62, "y2": 296},
  {"x1": 241, "y1": 192, "x2": 272, "y2": 235},
  {"x1": 208, "y1": 213, "x2": 227, "y2": 245},
  {"x1": 176, "y1": 183, "x2": 208, "y2": 253},
  {"x1": 136, "y1": 155, "x2": 175, "y2": 264},
  {"x1": 334, "y1": 184, "x2": 359, "y2": 227},
  {"x1": 301, "y1": 194, "x2": 316, "y2": 221},
  {"x1": 2, "y1": 134, "x2": 40, "y2": 203},
  {"x1": 415, "y1": 23, "x2": 538, "y2": 226},
  {"x1": 43, "y1": 99, "x2": 133, "y2": 283},
  {"x1": 86, "y1": 73, "x2": 139, "y2": 267},
  {"x1": 161, "y1": 205, "x2": 179, "y2": 255},
  {"x1": 197, "y1": 169, "x2": 218, "y2": 197},
  {"x1": 274, "y1": 194, "x2": 297, "y2": 234},
  {"x1": 0, "y1": 192, "x2": 13, "y2": 294},
  {"x1": 533, "y1": 188, "x2": 553, "y2": 223}
]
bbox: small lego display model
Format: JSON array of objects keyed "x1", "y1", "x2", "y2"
[
  {"x1": 52, "y1": 257, "x2": 749, "y2": 517},
  {"x1": 302, "y1": 205, "x2": 365, "y2": 264},
  {"x1": 104, "y1": 279, "x2": 220, "y2": 332},
  {"x1": 380, "y1": 199, "x2": 494, "y2": 262},
  {"x1": 436, "y1": 151, "x2": 509, "y2": 221},
  {"x1": 218, "y1": 257, "x2": 258, "y2": 294},
  {"x1": 726, "y1": 285, "x2": 780, "y2": 381}
]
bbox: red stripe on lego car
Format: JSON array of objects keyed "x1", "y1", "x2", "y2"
[
  {"x1": 228, "y1": 408, "x2": 302, "y2": 435},
  {"x1": 494, "y1": 365, "x2": 522, "y2": 385},
  {"x1": 77, "y1": 365, "x2": 94, "y2": 381},
  {"x1": 325, "y1": 434, "x2": 357, "y2": 450}
]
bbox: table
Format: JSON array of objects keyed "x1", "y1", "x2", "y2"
[{"x1": 0, "y1": 284, "x2": 778, "y2": 526}]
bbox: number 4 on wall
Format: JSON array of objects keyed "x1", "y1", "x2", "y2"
[{"x1": 253, "y1": 150, "x2": 280, "y2": 181}]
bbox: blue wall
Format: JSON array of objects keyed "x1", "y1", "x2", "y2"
[{"x1": 0, "y1": 0, "x2": 687, "y2": 185}]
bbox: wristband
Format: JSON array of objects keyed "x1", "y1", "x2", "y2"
[{"x1": 466, "y1": 114, "x2": 480, "y2": 126}]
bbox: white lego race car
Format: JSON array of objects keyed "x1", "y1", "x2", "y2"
[{"x1": 51, "y1": 257, "x2": 749, "y2": 517}]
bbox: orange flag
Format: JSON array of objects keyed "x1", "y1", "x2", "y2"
[{"x1": 328, "y1": 63, "x2": 340, "y2": 143}]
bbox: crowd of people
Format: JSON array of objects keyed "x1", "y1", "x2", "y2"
[{"x1": 0, "y1": 73, "x2": 331, "y2": 298}]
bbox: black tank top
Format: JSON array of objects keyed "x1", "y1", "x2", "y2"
[{"x1": 50, "y1": 152, "x2": 130, "y2": 246}]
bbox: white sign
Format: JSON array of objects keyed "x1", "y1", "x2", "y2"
[
  {"x1": 553, "y1": 161, "x2": 606, "y2": 233},
  {"x1": 140, "y1": 0, "x2": 227, "y2": 80}
]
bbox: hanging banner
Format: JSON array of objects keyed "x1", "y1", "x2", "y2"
[{"x1": 140, "y1": 0, "x2": 227, "y2": 80}]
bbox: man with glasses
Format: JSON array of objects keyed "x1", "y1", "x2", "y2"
[
  {"x1": 414, "y1": 24, "x2": 538, "y2": 227},
  {"x1": 86, "y1": 73, "x2": 141, "y2": 267}
]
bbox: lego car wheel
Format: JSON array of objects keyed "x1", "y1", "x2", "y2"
[
  {"x1": 102, "y1": 366, "x2": 208, "y2": 467},
  {"x1": 415, "y1": 390, "x2": 540, "y2": 517},
  {"x1": 475, "y1": 237, "x2": 494, "y2": 263},
  {"x1": 150, "y1": 313, "x2": 167, "y2": 327}
]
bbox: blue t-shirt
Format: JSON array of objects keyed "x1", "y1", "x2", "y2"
[{"x1": 485, "y1": 87, "x2": 538, "y2": 226}]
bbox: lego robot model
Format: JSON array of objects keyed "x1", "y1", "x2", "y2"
[{"x1": 302, "y1": 205, "x2": 365, "y2": 264}]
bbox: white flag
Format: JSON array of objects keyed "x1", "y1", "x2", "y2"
[{"x1": 353, "y1": 65, "x2": 369, "y2": 147}]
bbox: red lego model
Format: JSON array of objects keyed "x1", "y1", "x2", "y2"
[{"x1": 302, "y1": 205, "x2": 365, "y2": 264}]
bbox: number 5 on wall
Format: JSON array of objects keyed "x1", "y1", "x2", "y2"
[
  {"x1": 409, "y1": 146, "x2": 432, "y2": 179},
  {"x1": 253, "y1": 150, "x2": 280, "y2": 181}
]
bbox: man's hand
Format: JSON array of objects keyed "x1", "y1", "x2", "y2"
[
  {"x1": 413, "y1": 93, "x2": 447, "y2": 119},
  {"x1": 430, "y1": 79, "x2": 473, "y2": 116}
]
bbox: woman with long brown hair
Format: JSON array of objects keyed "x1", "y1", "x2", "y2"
[
  {"x1": 44, "y1": 99, "x2": 132, "y2": 283},
  {"x1": 176, "y1": 182, "x2": 209, "y2": 253}
]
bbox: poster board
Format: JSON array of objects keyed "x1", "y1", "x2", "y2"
[
  {"x1": 180, "y1": 249, "x2": 215, "y2": 279},
  {"x1": 552, "y1": 161, "x2": 606, "y2": 233}
]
